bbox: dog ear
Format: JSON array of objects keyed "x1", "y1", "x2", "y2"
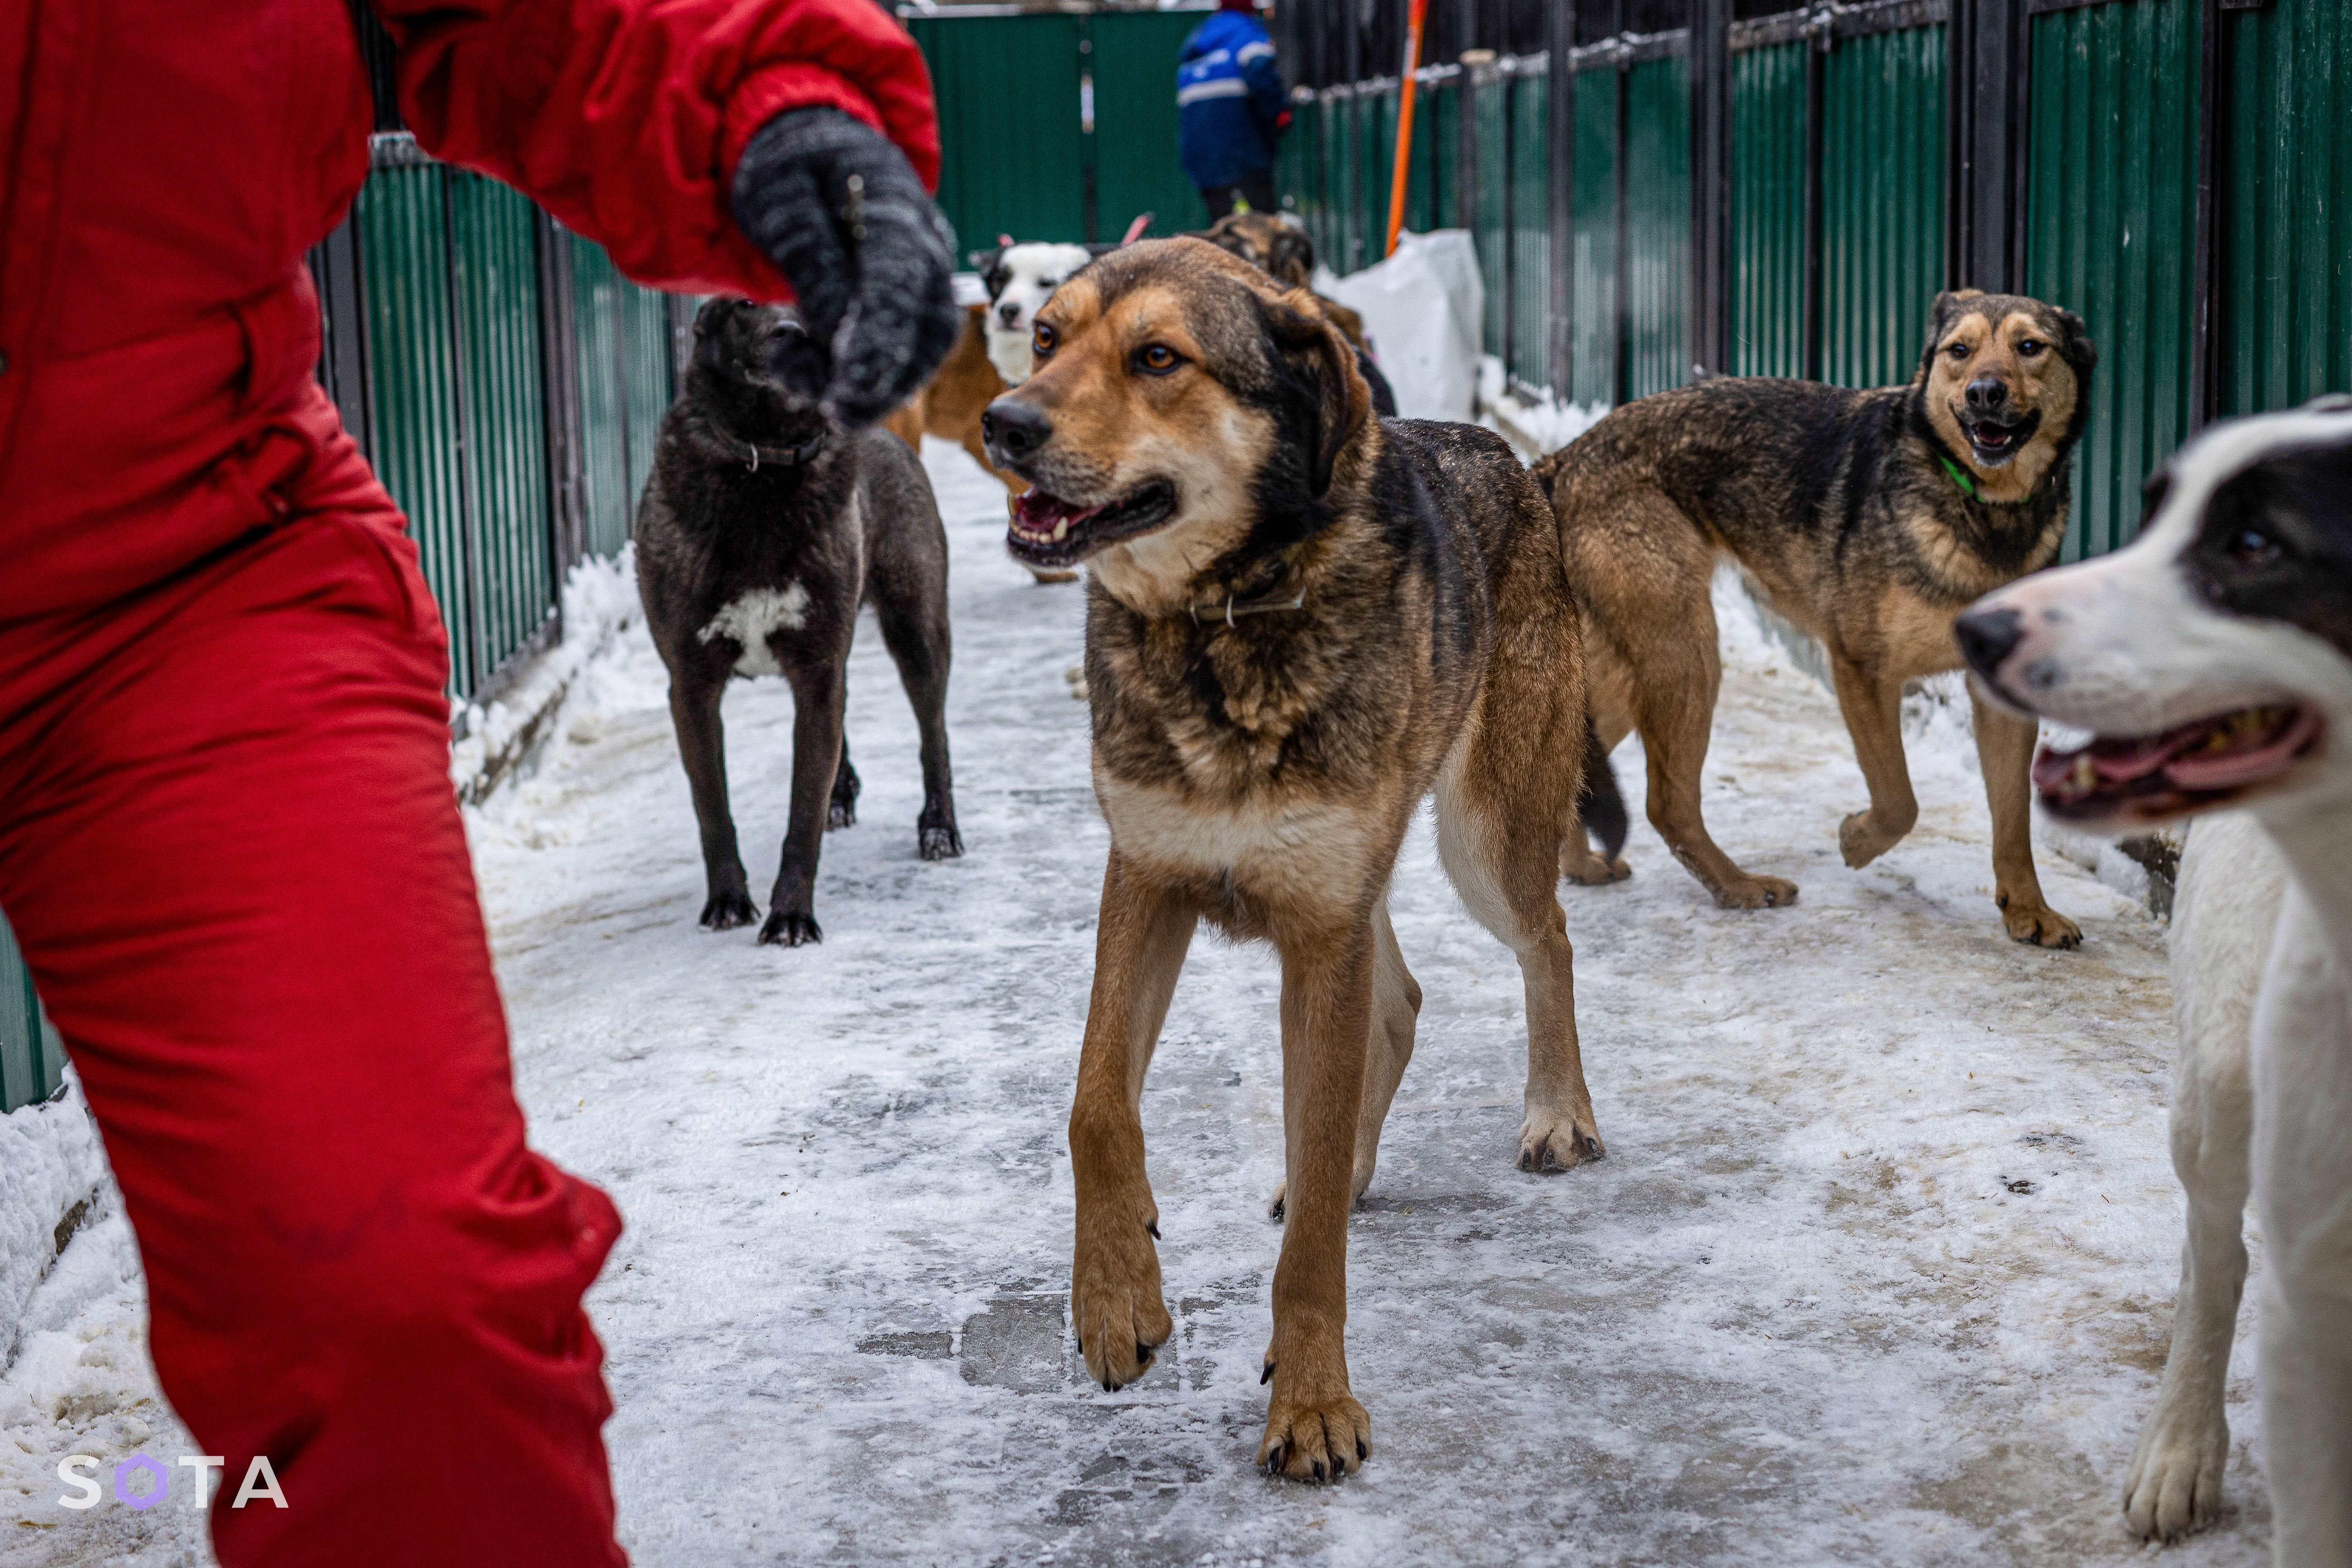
[
  {"x1": 1268, "y1": 226, "x2": 1316, "y2": 287},
  {"x1": 2051, "y1": 305, "x2": 2097, "y2": 377},
  {"x1": 1263, "y1": 294, "x2": 1369, "y2": 497},
  {"x1": 1916, "y1": 289, "x2": 1985, "y2": 381}
]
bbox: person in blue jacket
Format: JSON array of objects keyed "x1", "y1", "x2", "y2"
[{"x1": 1177, "y1": 0, "x2": 1290, "y2": 219}]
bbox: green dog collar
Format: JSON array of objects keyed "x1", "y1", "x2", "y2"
[{"x1": 1937, "y1": 450, "x2": 1980, "y2": 500}]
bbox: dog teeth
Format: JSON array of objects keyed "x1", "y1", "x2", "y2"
[
  {"x1": 1052, "y1": 518, "x2": 1070, "y2": 542},
  {"x1": 2072, "y1": 753, "x2": 2097, "y2": 795}
]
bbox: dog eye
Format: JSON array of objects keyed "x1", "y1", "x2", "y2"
[
  {"x1": 1944, "y1": 342, "x2": 1970, "y2": 359},
  {"x1": 1032, "y1": 322, "x2": 1057, "y2": 358},
  {"x1": 1135, "y1": 344, "x2": 1183, "y2": 375},
  {"x1": 2017, "y1": 339, "x2": 2045, "y2": 357},
  {"x1": 2231, "y1": 528, "x2": 2283, "y2": 566}
]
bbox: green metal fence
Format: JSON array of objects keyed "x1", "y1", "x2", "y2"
[
  {"x1": 0, "y1": 920, "x2": 61, "y2": 1113},
  {"x1": 909, "y1": 3, "x2": 1216, "y2": 252}
]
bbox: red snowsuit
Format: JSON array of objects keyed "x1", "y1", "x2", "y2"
[{"x1": 0, "y1": 2, "x2": 937, "y2": 1562}]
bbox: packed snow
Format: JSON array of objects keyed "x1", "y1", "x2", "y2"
[{"x1": 0, "y1": 438, "x2": 2277, "y2": 1564}]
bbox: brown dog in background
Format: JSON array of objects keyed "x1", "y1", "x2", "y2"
[
  {"x1": 885, "y1": 304, "x2": 1077, "y2": 583},
  {"x1": 1195, "y1": 211, "x2": 1397, "y2": 418},
  {"x1": 978, "y1": 238, "x2": 1621, "y2": 1480},
  {"x1": 1534, "y1": 288, "x2": 2095, "y2": 945}
]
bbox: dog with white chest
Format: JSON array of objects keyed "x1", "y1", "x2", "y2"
[{"x1": 1956, "y1": 398, "x2": 2352, "y2": 1561}]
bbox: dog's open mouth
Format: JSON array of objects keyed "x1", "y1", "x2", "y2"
[
  {"x1": 1006, "y1": 481, "x2": 1177, "y2": 568},
  {"x1": 1957, "y1": 409, "x2": 2040, "y2": 467},
  {"x1": 2033, "y1": 704, "x2": 2324, "y2": 822}
]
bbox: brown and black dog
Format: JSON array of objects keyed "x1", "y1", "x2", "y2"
[
  {"x1": 978, "y1": 237, "x2": 1621, "y2": 1480},
  {"x1": 1536, "y1": 288, "x2": 2096, "y2": 945}
]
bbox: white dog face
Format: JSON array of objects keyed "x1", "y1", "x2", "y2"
[
  {"x1": 1955, "y1": 398, "x2": 2352, "y2": 833},
  {"x1": 979, "y1": 241, "x2": 1096, "y2": 386}
]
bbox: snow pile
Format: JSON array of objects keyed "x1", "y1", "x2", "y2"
[
  {"x1": 1317, "y1": 232, "x2": 1484, "y2": 422},
  {"x1": 0, "y1": 1208, "x2": 207, "y2": 1563},
  {"x1": 0, "y1": 1080, "x2": 105, "y2": 1369},
  {"x1": 447, "y1": 545, "x2": 643, "y2": 796},
  {"x1": 1476, "y1": 356, "x2": 1609, "y2": 460}
]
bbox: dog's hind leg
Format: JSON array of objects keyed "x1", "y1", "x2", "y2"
[
  {"x1": 759, "y1": 661, "x2": 847, "y2": 946},
  {"x1": 1829, "y1": 653, "x2": 1921, "y2": 870},
  {"x1": 828, "y1": 740, "x2": 860, "y2": 829},
  {"x1": 2124, "y1": 816, "x2": 2266, "y2": 1541},
  {"x1": 1623, "y1": 579, "x2": 1798, "y2": 910},
  {"x1": 1968, "y1": 685, "x2": 2082, "y2": 947},
  {"x1": 872, "y1": 584, "x2": 963, "y2": 861},
  {"x1": 668, "y1": 672, "x2": 757, "y2": 930},
  {"x1": 1070, "y1": 853, "x2": 1193, "y2": 1392}
]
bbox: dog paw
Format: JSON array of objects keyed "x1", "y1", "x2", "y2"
[
  {"x1": 1517, "y1": 1109, "x2": 1604, "y2": 1173},
  {"x1": 827, "y1": 800, "x2": 857, "y2": 830},
  {"x1": 2000, "y1": 901, "x2": 2081, "y2": 949},
  {"x1": 1070, "y1": 1217, "x2": 1171, "y2": 1392},
  {"x1": 1560, "y1": 849, "x2": 1632, "y2": 886},
  {"x1": 1712, "y1": 875, "x2": 1799, "y2": 909},
  {"x1": 2122, "y1": 1406, "x2": 2229, "y2": 1541},
  {"x1": 1838, "y1": 809, "x2": 1914, "y2": 868},
  {"x1": 700, "y1": 891, "x2": 759, "y2": 930},
  {"x1": 757, "y1": 909, "x2": 823, "y2": 946},
  {"x1": 1258, "y1": 1379, "x2": 1370, "y2": 1482},
  {"x1": 918, "y1": 823, "x2": 964, "y2": 861}
]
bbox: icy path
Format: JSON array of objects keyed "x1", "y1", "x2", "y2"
[{"x1": 1, "y1": 440, "x2": 2272, "y2": 1565}]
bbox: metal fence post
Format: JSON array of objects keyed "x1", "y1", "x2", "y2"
[
  {"x1": 1547, "y1": 0, "x2": 1578, "y2": 393},
  {"x1": 1689, "y1": 0, "x2": 1731, "y2": 378},
  {"x1": 309, "y1": 216, "x2": 373, "y2": 460},
  {"x1": 535, "y1": 210, "x2": 587, "y2": 584},
  {"x1": 2187, "y1": 0, "x2": 2221, "y2": 431},
  {"x1": 1949, "y1": 0, "x2": 2028, "y2": 290}
]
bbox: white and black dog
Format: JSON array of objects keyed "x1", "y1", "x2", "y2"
[
  {"x1": 1957, "y1": 397, "x2": 2352, "y2": 1559},
  {"x1": 976, "y1": 238, "x2": 1105, "y2": 387}
]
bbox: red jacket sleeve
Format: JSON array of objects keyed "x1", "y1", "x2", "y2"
[{"x1": 368, "y1": 0, "x2": 941, "y2": 299}]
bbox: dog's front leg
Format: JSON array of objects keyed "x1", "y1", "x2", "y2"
[
  {"x1": 761, "y1": 662, "x2": 847, "y2": 946},
  {"x1": 1069, "y1": 852, "x2": 1194, "y2": 1391},
  {"x1": 1260, "y1": 916, "x2": 1375, "y2": 1481},
  {"x1": 1830, "y1": 655, "x2": 1922, "y2": 869},
  {"x1": 668, "y1": 675, "x2": 757, "y2": 929},
  {"x1": 1968, "y1": 683, "x2": 2081, "y2": 947}
]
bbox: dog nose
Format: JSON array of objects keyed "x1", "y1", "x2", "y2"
[
  {"x1": 998, "y1": 303, "x2": 1021, "y2": 326},
  {"x1": 1954, "y1": 606, "x2": 2026, "y2": 678},
  {"x1": 981, "y1": 398, "x2": 1051, "y2": 463},
  {"x1": 1965, "y1": 375, "x2": 2009, "y2": 411}
]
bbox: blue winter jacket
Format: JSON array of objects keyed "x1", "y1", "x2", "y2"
[{"x1": 1176, "y1": 10, "x2": 1287, "y2": 190}]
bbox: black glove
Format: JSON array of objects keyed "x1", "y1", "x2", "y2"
[{"x1": 731, "y1": 107, "x2": 961, "y2": 428}]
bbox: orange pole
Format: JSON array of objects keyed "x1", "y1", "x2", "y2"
[{"x1": 1383, "y1": 0, "x2": 1430, "y2": 258}]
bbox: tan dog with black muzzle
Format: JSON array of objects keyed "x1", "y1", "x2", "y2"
[
  {"x1": 979, "y1": 238, "x2": 1622, "y2": 1481},
  {"x1": 1534, "y1": 289, "x2": 2097, "y2": 945}
]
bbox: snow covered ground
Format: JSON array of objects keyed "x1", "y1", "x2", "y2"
[{"x1": 0, "y1": 438, "x2": 2275, "y2": 1565}]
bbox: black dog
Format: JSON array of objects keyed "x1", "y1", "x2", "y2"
[{"x1": 636, "y1": 298, "x2": 962, "y2": 946}]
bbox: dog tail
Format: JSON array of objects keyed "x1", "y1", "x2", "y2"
[{"x1": 1577, "y1": 716, "x2": 1628, "y2": 862}]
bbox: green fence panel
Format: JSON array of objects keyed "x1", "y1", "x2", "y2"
[
  {"x1": 1320, "y1": 95, "x2": 1354, "y2": 271},
  {"x1": 356, "y1": 164, "x2": 475, "y2": 695},
  {"x1": 2027, "y1": 0, "x2": 2200, "y2": 560},
  {"x1": 1568, "y1": 65, "x2": 1622, "y2": 406},
  {"x1": 570, "y1": 239, "x2": 631, "y2": 560},
  {"x1": 1731, "y1": 41, "x2": 1807, "y2": 378},
  {"x1": 1624, "y1": 55, "x2": 1691, "y2": 400},
  {"x1": 2217, "y1": 0, "x2": 2352, "y2": 416},
  {"x1": 448, "y1": 173, "x2": 553, "y2": 683},
  {"x1": 1472, "y1": 76, "x2": 1510, "y2": 357},
  {"x1": 0, "y1": 912, "x2": 61, "y2": 1114},
  {"x1": 913, "y1": 13, "x2": 1089, "y2": 248},
  {"x1": 1428, "y1": 77, "x2": 1460, "y2": 235},
  {"x1": 1507, "y1": 71, "x2": 1550, "y2": 387},
  {"x1": 1092, "y1": 9, "x2": 1214, "y2": 237},
  {"x1": 1363, "y1": 86, "x2": 1397, "y2": 267},
  {"x1": 1822, "y1": 25, "x2": 1946, "y2": 389},
  {"x1": 1279, "y1": 94, "x2": 1317, "y2": 238},
  {"x1": 620, "y1": 283, "x2": 673, "y2": 519}
]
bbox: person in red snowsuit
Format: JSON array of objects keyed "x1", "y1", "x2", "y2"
[{"x1": 0, "y1": 2, "x2": 958, "y2": 1562}]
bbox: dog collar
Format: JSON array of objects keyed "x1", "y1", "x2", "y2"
[
  {"x1": 741, "y1": 432, "x2": 826, "y2": 472},
  {"x1": 1189, "y1": 589, "x2": 1306, "y2": 627},
  {"x1": 1936, "y1": 449, "x2": 1980, "y2": 501}
]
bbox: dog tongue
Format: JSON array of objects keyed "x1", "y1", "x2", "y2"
[
  {"x1": 2164, "y1": 706, "x2": 2320, "y2": 790},
  {"x1": 1012, "y1": 490, "x2": 1103, "y2": 530}
]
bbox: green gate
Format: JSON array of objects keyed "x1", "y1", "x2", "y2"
[
  {"x1": 0, "y1": 918, "x2": 61, "y2": 1113},
  {"x1": 909, "y1": 4, "x2": 1218, "y2": 252}
]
